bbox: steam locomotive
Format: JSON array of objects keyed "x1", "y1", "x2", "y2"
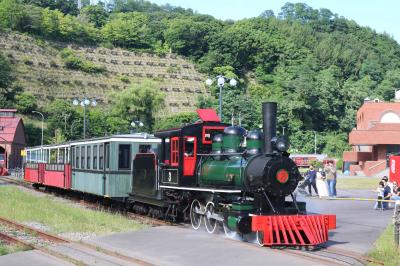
[{"x1": 25, "y1": 102, "x2": 335, "y2": 247}]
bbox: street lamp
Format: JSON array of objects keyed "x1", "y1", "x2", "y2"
[
  {"x1": 130, "y1": 120, "x2": 144, "y2": 133},
  {"x1": 282, "y1": 127, "x2": 286, "y2": 136},
  {"x1": 205, "y1": 75, "x2": 237, "y2": 120},
  {"x1": 314, "y1": 131, "x2": 317, "y2": 155},
  {"x1": 32, "y1": 111, "x2": 44, "y2": 162},
  {"x1": 72, "y1": 98, "x2": 97, "y2": 139}
]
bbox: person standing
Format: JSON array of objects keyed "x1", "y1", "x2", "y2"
[
  {"x1": 381, "y1": 176, "x2": 392, "y2": 209},
  {"x1": 316, "y1": 168, "x2": 329, "y2": 197},
  {"x1": 306, "y1": 166, "x2": 318, "y2": 196},
  {"x1": 325, "y1": 162, "x2": 337, "y2": 198}
]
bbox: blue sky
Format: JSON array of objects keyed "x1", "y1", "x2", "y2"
[{"x1": 149, "y1": 0, "x2": 399, "y2": 43}]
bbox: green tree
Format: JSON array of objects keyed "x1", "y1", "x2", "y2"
[
  {"x1": 22, "y1": 0, "x2": 79, "y2": 15},
  {"x1": 44, "y1": 99, "x2": 80, "y2": 140},
  {"x1": 102, "y1": 12, "x2": 153, "y2": 48},
  {"x1": 154, "y1": 112, "x2": 198, "y2": 131},
  {"x1": 0, "y1": 0, "x2": 28, "y2": 31},
  {"x1": 110, "y1": 81, "x2": 165, "y2": 131},
  {"x1": 0, "y1": 53, "x2": 13, "y2": 89},
  {"x1": 0, "y1": 53, "x2": 19, "y2": 108},
  {"x1": 80, "y1": 4, "x2": 109, "y2": 28},
  {"x1": 322, "y1": 132, "x2": 350, "y2": 158},
  {"x1": 15, "y1": 92, "x2": 37, "y2": 114},
  {"x1": 164, "y1": 17, "x2": 220, "y2": 59}
]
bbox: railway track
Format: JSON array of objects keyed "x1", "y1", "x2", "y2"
[
  {"x1": 0, "y1": 176, "x2": 170, "y2": 227},
  {"x1": 0, "y1": 176, "x2": 385, "y2": 265},
  {"x1": 0, "y1": 216, "x2": 154, "y2": 266}
]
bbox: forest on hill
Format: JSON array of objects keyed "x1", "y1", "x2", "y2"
[{"x1": 1, "y1": 0, "x2": 400, "y2": 157}]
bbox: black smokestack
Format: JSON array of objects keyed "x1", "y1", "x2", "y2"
[{"x1": 262, "y1": 102, "x2": 277, "y2": 154}]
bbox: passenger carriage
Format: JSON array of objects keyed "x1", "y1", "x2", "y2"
[{"x1": 25, "y1": 133, "x2": 160, "y2": 200}]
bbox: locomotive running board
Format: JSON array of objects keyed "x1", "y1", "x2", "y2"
[
  {"x1": 160, "y1": 185, "x2": 241, "y2": 193},
  {"x1": 252, "y1": 214, "x2": 336, "y2": 246}
]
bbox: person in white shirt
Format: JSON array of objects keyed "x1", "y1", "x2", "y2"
[{"x1": 316, "y1": 168, "x2": 329, "y2": 198}]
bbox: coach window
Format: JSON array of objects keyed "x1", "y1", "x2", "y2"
[
  {"x1": 118, "y1": 144, "x2": 131, "y2": 170},
  {"x1": 93, "y1": 145, "x2": 98, "y2": 170},
  {"x1": 81, "y1": 146, "x2": 85, "y2": 169},
  {"x1": 75, "y1": 147, "x2": 80, "y2": 168},
  {"x1": 105, "y1": 143, "x2": 110, "y2": 170},
  {"x1": 71, "y1": 148, "x2": 75, "y2": 167},
  {"x1": 87, "y1": 146, "x2": 91, "y2": 169},
  {"x1": 99, "y1": 144, "x2": 104, "y2": 170}
]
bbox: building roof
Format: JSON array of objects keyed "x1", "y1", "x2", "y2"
[
  {"x1": 0, "y1": 109, "x2": 25, "y2": 144},
  {"x1": 349, "y1": 101, "x2": 400, "y2": 145}
]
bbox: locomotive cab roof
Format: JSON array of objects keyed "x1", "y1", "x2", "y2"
[{"x1": 155, "y1": 109, "x2": 230, "y2": 140}]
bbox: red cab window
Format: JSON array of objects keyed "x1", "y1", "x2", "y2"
[{"x1": 183, "y1": 137, "x2": 197, "y2": 176}]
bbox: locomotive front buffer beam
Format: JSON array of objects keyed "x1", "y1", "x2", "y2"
[{"x1": 252, "y1": 214, "x2": 336, "y2": 247}]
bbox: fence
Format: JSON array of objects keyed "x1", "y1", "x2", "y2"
[
  {"x1": 394, "y1": 202, "x2": 400, "y2": 247},
  {"x1": 8, "y1": 167, "x2": 24, "y2": 180}
]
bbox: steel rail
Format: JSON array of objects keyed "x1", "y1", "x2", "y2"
[
  {"x1": 0, "y1": 216, "x2": 154, "y2": 266},
  {"x1": 0, "y1": 231, "x2": 33, "y2": 249},
  {"x1": 0, "y1": 224, "x2": 87, "y2": 265}
]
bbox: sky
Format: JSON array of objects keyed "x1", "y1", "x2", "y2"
[{"x1": 148, "y1": 0, "x2": 399, "y2": 43}]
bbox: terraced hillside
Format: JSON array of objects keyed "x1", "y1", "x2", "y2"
[{"x1": 0, "y1": 32, "x2": 209, "y2": 117}]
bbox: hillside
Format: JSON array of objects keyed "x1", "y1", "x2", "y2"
[
  {"x1": 2, "y1": 0, "x2": 400, "y2": 155},
  {"x1": 0, "y1": 32, "x2": 208, "y2": 116}
]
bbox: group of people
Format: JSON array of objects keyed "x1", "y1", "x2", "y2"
[
  {"x1": 375, "y1": 176, "x2": 400, "y2": 210},
  {"x1": 298, "y1": 162, "x2": 337, "y2": 198}
]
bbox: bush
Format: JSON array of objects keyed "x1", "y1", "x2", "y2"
[
  {"x1": 60, "y1": 48, "x2": 106, "y2": 74},
  {"x1": 15, "y1": 92, "x2": 37, "y2": 114},
  {"x1": 119, "y1": 75, "x2": 130, "y2": 83}
]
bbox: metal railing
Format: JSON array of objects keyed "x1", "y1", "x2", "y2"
[
  {"x1": 8, "y1": 167, "x2": 24, "y2": 180},
  {"x1": 367, "y1": 160, "x2": 386, "y2": 171}
]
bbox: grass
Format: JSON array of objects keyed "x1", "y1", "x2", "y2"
[
  {"x1": 336, "y1": 177, "x2": 380, "y2": 190},
  {"x1": 368, "y1": 223, "x2": 400, "y2": 266},
  {"x1": 0, "y1": 242, "x2": 31, "y2": 256},
  {"x1": 0, "y1": 186, "x2": 146, "y2": 235}
]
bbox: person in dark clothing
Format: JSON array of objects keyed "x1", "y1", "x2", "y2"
[
  {"x1": 381, "y1": 176, "x2": 391, "y2": 209},
  {"x1": 306, "y1": 166, "x2": 318, "y2": 196}
]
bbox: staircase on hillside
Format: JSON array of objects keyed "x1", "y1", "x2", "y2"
[{"x1": 0, "y1": 32, "x2": 209, "y2": 117}]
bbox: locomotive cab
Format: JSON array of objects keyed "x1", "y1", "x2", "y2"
[{"x1": 155, "y1": 109, "x2": 229, "y2": 187}]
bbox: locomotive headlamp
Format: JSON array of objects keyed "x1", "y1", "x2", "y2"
[{"x1": 271, "y1": 136, "x2": 290, "y2": 152}]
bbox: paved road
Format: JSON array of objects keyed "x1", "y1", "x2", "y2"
[
  {"x1": 85, "y1": 189, "x2": 392, "y2": 266},
  {"x1": 86, "y1": 226, "x2": 323, "y2": 266},
  {"x1": 305, "y1": 189, "x2": 393, "y2": 253},
  {"x1": 0, "y1": 189, "x2": 392, "y2": 265}
]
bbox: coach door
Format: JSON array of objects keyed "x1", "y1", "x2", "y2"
[{"x1": 183, "y1": 137, "x2": 197, "y2": 176}]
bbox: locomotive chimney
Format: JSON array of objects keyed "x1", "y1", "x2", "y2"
[{"x1": 262, "y1": 102, "x2": 277, "y2": 154}]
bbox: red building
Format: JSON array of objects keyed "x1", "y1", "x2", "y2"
[
  {"x1": 0, "y1": 109, "x2": 26, "y2": 170},
  {"x1": 343, "y1": 99, "x2": 400, "y2": 176}
]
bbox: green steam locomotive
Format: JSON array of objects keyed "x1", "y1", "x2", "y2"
[{"x1": 132, "y1": 102, "x2": 305, "y2": 240}]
